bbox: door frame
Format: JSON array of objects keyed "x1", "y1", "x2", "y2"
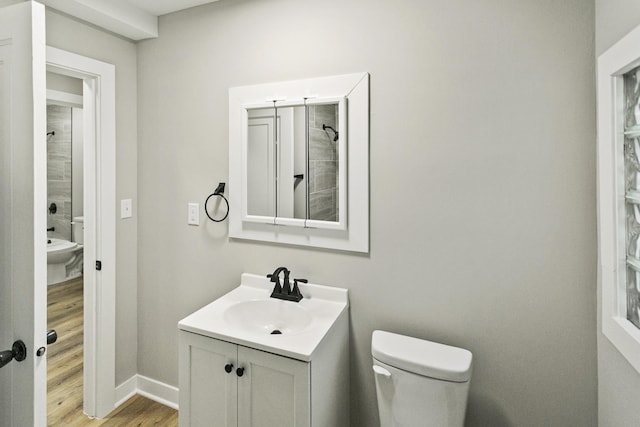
[{"x1": 46, "y1": 46, "x2": 116, "y2": 419}]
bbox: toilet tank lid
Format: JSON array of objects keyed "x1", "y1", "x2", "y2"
[{"x1": 372, "y1": 330, "x2": 472, "y2": 382}]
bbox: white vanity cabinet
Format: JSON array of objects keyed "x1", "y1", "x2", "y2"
[
  {"x1": 179, "y1": 333, "x2": 237, "y2": 427},
  {"x1": 179, "y1": 331, "x2": 310, "y2": 427},
  {"x1": 178, "y1": 274, "x2": 350, "y2": 427}
]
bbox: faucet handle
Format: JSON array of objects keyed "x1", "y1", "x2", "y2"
[{"x1": 291, "y1": 278, "x2": 307, "y2": 301}]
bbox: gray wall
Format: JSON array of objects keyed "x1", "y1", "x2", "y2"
[
  {"x1": 596, "y1": 1, "x2": 640, "y2": 425},
  {"x1": 137, "y1": 0, "x2": 596, "y2": 425},
  {"x1": 45, "y1": 9, "x2": 139, "y2": 386}
]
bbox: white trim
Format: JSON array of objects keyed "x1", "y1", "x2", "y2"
[
  {"x1": 38, "y1": 0, "x2": 158, "y2": 41},
  {"x1": 115, "y1": 375, "x2": 179, "y2": 411},
  {"x1": 598, "y1": 22, "x2": 640, "y2": 374},
  {"x1": 46, "y1": 46, "x2": 117, "y2": 418},
  {"x1": 46, "y1": 88, "x2": 82, "y2": 107},
  {"x1": 114, "y1": 375, "x2": 137, "y2": 408},
  {"x1": 137, "y1": 375, "x2": 179, "y2": 410}
]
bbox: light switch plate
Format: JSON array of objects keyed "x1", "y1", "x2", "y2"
[
  {"x1": 121, "y1": 199, "x2": 132, "y2": 219},
  {"x1": 188, "y1": 203, "x2": 199, "y2": 225}
]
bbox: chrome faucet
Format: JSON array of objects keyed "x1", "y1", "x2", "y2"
[{"x1": 267, "y1": 267, "x2": 304, "y2": 303}]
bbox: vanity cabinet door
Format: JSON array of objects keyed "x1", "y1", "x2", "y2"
[
  {"x1": 237, "y1": 346, "x2": 310, "y2": 427},
  {"x1": 179, "y1": 332, "x2": 238, "y2": 427}
]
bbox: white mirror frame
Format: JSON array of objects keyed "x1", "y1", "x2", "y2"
[
  {"x1": 229, "y1": 72, "x2": 369, "y2": 253},
  {"x1": 598, "y1": 23, "x2": 640, "y2": 373}
]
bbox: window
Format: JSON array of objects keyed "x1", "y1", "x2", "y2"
[
  {"x1": 598, "y1": 24, "x2": 640, "y2": 373},
  {"x1": 624, "y1": 66, "x2": 640, "y2": 330}
]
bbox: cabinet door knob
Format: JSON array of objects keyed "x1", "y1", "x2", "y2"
[
  {"x1": 236, "y1": 367, "x2": 244, "y2": 377},
  {"x1": 224, "y1": 363, "x2": 234, "y2": 373}
]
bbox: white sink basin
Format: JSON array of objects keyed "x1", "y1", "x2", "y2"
[
  {"x1": 224, "y1": 299, "x2": 313, "y2": 335},
  {"x1": 178, "y1": 273, "x2": 349, "y2": 361}
]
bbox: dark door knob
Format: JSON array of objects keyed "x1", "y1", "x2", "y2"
[
  {"x1": 224, "y1": 363, "x2": 233, "y2": 373},
  {"x1": 0, "y1": 340, "x2": 27, "y2": 369},
  {"x1": 47, "y1": 329, "x2": 57, "y2": 345},
  {"x1": 236, "y1": 367, "x2": 244, "y2": 377}
]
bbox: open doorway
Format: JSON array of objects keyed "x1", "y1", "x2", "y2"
[
  {"x1": 46, "y1": 46, "x2": 117, "y2": 419},
  {"x1": 45, "y1": 74, "x2": 86, "y2": 424}
]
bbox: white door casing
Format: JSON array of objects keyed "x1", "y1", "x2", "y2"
[
  {"x1": 46, "y1": 46, "x2": 117, "y2": 418},
  {"x1": 0, "y1": 2, "x2": 47, "y2": 426}
]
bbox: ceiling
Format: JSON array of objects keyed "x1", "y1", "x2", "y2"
[{"x1": 39, "y1": 0, "x2": 220, "y2": 41}]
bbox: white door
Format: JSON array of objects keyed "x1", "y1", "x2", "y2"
[
  {"x1": 246, "y1": 107, "x2": 297, "y2": 219},
  {"x1": 0, "y1": 1, "x2": 48, "y2": 426},
  {"x1": 247, "y1": 113, "x2": 276, "y2": 217}
]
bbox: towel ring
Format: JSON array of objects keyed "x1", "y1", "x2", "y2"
[{"x1": 205, "y1": 183, "x2": 229, "y2": 222}]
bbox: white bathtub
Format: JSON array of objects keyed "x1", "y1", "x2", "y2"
[{"x1": 47, "y1": 238, "x2": 83, "y2": 285}]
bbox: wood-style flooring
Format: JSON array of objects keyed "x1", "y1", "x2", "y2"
[{"x1": 47, "y1": 277, "x2": 178, "y2": 426}]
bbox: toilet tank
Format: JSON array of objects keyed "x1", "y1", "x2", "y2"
[
  {"x1": 72, "y1": 216, "x2": 84, "y2": 244},
  {"x1": 372, "y1": 330, "x2": 473, "y2": 427}
]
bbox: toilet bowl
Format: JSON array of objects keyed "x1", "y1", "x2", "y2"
[
  {"x1": 47, "y1": 238, "x2": 78, "y2": 264},
  {"x1": 47, "y1": 238, "x2": 79, "y2": 285},
  {"x1": 46, "y1": 216, "x2": 84, "y2": 286},
  {"x1": 372, "y1": 330, "x2": 473, "y2": 427}
]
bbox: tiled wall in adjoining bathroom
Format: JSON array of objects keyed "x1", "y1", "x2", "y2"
[
  {"x1": 47, "y1": 104, "x2": 72, "y2": 240},
  {"x1": 308, "y1": 103, "x2": 339, "y2": 221}
]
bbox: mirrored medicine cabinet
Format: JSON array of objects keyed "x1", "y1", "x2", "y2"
[
  {"x1": 245, "y1": 98, "x2": 346, "y2": 228},
  {"x1": 229, "y1": 73, "x2": 369, "y2": 252}
]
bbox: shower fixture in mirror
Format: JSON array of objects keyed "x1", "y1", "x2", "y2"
[{"x1": 229, "y1": 73, "x2": 369, "y2": 252}]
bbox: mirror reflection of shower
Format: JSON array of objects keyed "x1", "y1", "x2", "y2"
[{"x1": 46, "y1": 100, "x2": 84, "y2": 286}]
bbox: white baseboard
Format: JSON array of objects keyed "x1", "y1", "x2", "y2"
[
  {"x1": 115, "y1": 375, "x2": 137, "y2": 407},
  {"x1": 137, "y1": 374, "x2": 179, "y2": 410},
  {"x1": 115, "y1": 374, "x2": 179, "y2": 411}
]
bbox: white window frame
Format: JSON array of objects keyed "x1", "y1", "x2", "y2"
[{"x1": 598, "y1": 23, "x2": 640, "y2": 373}]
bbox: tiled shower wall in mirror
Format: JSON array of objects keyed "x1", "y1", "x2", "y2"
[{"x1": 308, "y1": 104, "x2": 339, "y2": 222}]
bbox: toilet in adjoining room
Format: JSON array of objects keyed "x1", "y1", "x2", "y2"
[
  {"x1": 72, "y1": 216, "x2": 84, "y2": 244},
  {"x1": 372, "y1": 330, "x2": 473, "y2": 427},
  {"x1": 67, "y1": 216, "x2": 84, "y2": 279}
]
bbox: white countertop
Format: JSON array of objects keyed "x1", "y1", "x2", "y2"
[{"x1": 178, "y1": 273, "x2": 349, "y2": 361}]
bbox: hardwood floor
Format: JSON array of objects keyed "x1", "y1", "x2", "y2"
[{"x1": 47, "y1": 277, "x2": 178, "y2": 426}]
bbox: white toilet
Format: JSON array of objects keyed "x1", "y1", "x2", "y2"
[
  {"x1": 72, "y1": 216, "x2": 84, "y2": 244},
  {"x1": 372, "y1": 330, "x2": 473, "y2": 427},
  {"x1": 46, "y1": 216, "x2": 85, "y2": 285},
  {"x1": 66, "y1": 216, "x2": 84, "y2": 279}
]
